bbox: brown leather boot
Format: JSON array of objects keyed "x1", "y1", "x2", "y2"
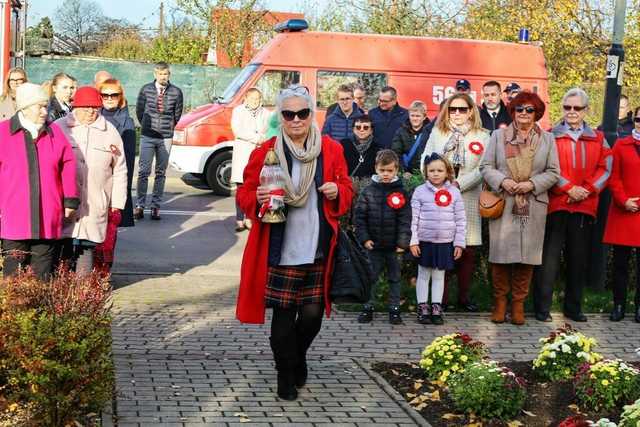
[
  {"x1": 511, "y1": 264, "x2": 534, "y2": 326},
  {"x1": 490, "y1": 263, "x2": 510, "y2": 323}
]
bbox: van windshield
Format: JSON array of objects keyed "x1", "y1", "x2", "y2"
[{"x1": 218, "y1": 63, "x2": 259, "y2": 104}]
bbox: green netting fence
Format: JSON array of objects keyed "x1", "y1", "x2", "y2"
[{"x1": 25, "y1": 56, "x2": 240, "y2": 112}]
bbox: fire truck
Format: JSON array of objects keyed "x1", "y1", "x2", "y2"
[{"x1": 0, "y1": 0, "x2": 26, "y2": 95}]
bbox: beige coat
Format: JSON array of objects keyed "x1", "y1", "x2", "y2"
[
  {"x1": 0, "y1": 96, "x2": 16, "y2": 121},
  {"x1": 480, "y1": 125, "x2": 560, "y2": 265},
  {"x1": 230, "y1": 104, "x2": 269, "y2": 183},
  {"x1": 422, "y1": 127, "x2": 489, "y2": 246},
  {"x1": 57, "y1": 114, "x2": 128, "y2": 243}
]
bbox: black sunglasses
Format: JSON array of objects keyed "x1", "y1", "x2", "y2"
[
  {"x1": 281, "y1": 108, "x2": 311, "y2": 121},
  {"x1": 101, "y1": 93, "x2": 121, "y2": 99},
  {"x1": 354, "y1": 124, "x2": 371, "y2": 130},
  {"x1": 448, "y1": 106, "x2": 469, "y2": 114},
  {"x1": 563, "y1": 105, "x2": 587, "y2": 112},
  {"x1": 634, "y1": 117, "x2": 640, "y2": 123},
  {"x1": 515, "y1": 106, "x2": 536, "y2": 114}
]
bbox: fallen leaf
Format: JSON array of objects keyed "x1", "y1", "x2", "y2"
[
  {"x1": 239, "y1": 418, "x2": 251, "y2": 423},
  {"x1": 391, "y1": 369, "x2": 400, "y2": 376},
  {"x1": 507, "y1": 421, "x2": 523, "y2": 427},
  {"x1": 442, "y1": 413, "x2": 464, "y2": 420},
  {"x1": 360, "y1": 406, "x2": 367, "y2": 410},
  {"x1": 233, "y1": 413, "x2": 248, "y2": 417},
  {"x1": 414, "y1": 381, "x2": 423, "y2": 390},
  {"x1": 410, "y1": 363, "x2": 420, "y2": 368},
  {"x1": 406, "y1": 392, "x2": 417, "y2": 398},
  {"x1": 409, "y1": 397, "x2": 421, "y2": 405},
  {"x1": 522, "y1": 409, "x2": 536, "y2": 417},
  {"x1": 568, "y1": 404, "x2": 580, "y2": 412},
  {"x1": 415, "y1": 402, "x2": 427, "y2": 410},
  {"x1": 426, "y1": 390, "x2": 441, "y2": 401}
]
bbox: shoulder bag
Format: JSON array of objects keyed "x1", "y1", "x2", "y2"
[
  {"x1": 478, "y1": 183, "x2": 505, "y2": 219},
  {"x1": 330, "y1": 228, "x2": 376, "y2": 304}
]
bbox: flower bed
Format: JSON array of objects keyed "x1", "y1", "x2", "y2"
[
  {"x1": 0, "y1": 269, "x2": 113, "y2": 426},
  {"x1": 373, "y1": 328, "x2": 640, "y2": 426}
]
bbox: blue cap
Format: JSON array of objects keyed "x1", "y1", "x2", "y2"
[{"x1": 455, "y1": 79, "x2": 471, "y2": 90}]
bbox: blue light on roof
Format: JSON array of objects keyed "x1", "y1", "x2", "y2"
[{"x1": 274, "y1": 19, "x2": 309, "y2": 33}]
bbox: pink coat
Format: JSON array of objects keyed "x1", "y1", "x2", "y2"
[
  {"x1": 0, "y1": 115, "x2": 79, "y2": 240},
  {"x1": 56, "y1": 113, "x2": 128, "y2": 244}
]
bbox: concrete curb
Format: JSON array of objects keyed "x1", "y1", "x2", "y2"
[{"x1": 354, "y1": 358, "x2": 432, "y2": 427}]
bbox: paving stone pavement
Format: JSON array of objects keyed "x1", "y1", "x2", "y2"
[{"x1": 110, "y1": 274, "x2": 640, "y2": 426}]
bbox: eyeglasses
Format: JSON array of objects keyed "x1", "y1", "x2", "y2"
[
  {"x1": 515, "y1": 106, "x2": 536, "y2": 114},
  {"x1": 563, "y1": 105, "x2": 587, "y2": 112},
  {"x1": 9, "y1": 78, "x2": 25, "y2": 83},
  {"x1": 354, "y1": 124, "x2": 371, "y2": 131},
  {"x1": 448, "y1": 106, "x2": 469, "y2": 114},
  {"x1": 281, "y1": 108, "x2": 311, "y2": 121},
  {"x1": 634, "y1": 117, "x2": 640, "y2": 123},
  {"x1": 378, "y1": 98, "x2": 393, "y2": 103},
  {"x1": 101, "y1": 93, "x2": 121, "y2": 99}
]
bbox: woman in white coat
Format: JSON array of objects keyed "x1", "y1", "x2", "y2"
[
  {"x1": 421, "y1": 93, "x2": 489, "y2": 311},
  {"x1": 231, "y1": 88, "x2": 269, "y2": 232}
]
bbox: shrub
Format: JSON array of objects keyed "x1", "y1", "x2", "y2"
[
  {"x1": 0, "y1": 269, "x2": 114, "y2": 426},
  {"x1": 619, "y1": 398, "x2": 640, "y2": 427},
  {"x1": 419, "y1": 332, "x2": 486, "y2": 384},
  {"x1": 449, "y1": 360, "x2": 526, "y2": 420},
  {"x1": 574, "y1": 359, "x2": 640, "y2": 412},
  {"x1": 532, "y1": 324, "x2": 603, "y2": 381}
]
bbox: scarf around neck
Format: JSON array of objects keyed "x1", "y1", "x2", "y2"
[
  {"x1": 274, "y1": 124, "x2": 322, "y2": 208},
  {"x1": 502, "y1": 122, "x2": 542, "y2": 223},
  {"x1": 443, "y1": 121, "x2": 471, "y2": 169},
  {"x1": 353, "y1": 134, "x2": 374, "y2": 154}
]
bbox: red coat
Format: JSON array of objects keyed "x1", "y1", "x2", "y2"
[
  {"x1": 235, "y1": 135, "x2": 353, "y2": 324},
  {"x1": 604, "y1": 135, "x2": 640, "y2": 247},
  {"x1": 549, "y1": 124, "x2": 611, "y2": 217}
]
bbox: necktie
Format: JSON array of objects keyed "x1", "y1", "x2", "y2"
[{"x1": 157, "y1": 87, "x2": 165, "y2": 113}]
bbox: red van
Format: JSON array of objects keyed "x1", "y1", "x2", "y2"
[{"x1": 169, "y1": 20, "x2": 549, "y2": 195}]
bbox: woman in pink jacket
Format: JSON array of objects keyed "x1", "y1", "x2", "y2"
[
  {"x1": 56, "y1": 86, "x2": 128, "y2": 276},
  {"x1": 0, "y1": 83, "x2": 79, "y2": 281}
]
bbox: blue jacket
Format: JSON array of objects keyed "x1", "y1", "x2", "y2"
[
  {"x1": 321, "y1": 103, "x2": 364, "y2": 141},
  {"x1": 368, "y1": 104, "x2": 409, "y2": 150}
]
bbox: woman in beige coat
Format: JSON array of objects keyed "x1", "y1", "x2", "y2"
[
  {"x1": 0, "y1": 67, "x2": 27, "y2": 121},
  {"x1": 230, "y1": 87, "x2": 269, "y2": 232},
  {"x1": 421, "y1": 93, "x2": 489, "y2": 312},
  {"x1": 480, "y1": 91, "x2": 559, "y2": 325},
  {"x1": 56, "y1": 86, "x2": 127, "y2": 275}
]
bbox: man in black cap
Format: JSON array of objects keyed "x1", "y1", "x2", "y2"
[
  {"x1": 504, "y1": 82, "x2": 521, "y2": 103},
  {"x1": 455, "y1": 79, "x2": 471, "y2": 95}
]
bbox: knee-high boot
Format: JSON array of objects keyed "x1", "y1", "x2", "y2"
[
  {"x1": 511, "y1": 264, "x2": 534, "y2": 326},
  {"x1": 491, "y1": 263, "x2": 510, "y2": 323},
  {"x1": 269, "y1": 337, "x2": 298, "y2": 400}
]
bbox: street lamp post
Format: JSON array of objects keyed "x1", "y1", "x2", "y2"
[{"x1": 588, "y1": 0, "x2": 627, "y2": 291}]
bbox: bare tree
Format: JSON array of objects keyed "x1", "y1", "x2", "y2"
[{"x1": 54, "y1": 0, "x2": 104, "y2": 53}]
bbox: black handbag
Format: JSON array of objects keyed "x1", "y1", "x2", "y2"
[{"x1": 330, "y1": 228, "x2": 376, "y2": 303}]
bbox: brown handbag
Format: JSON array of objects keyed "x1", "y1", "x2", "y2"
[{"x1": 479, "y1": 183, "x2": 505, "y2": 219}]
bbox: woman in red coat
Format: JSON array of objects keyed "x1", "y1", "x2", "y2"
[
  {"x1": 236, "y1": 85, "x2": 353, "y2": 401},
  {"x1": 603, "y1": 106, "x2": 640, "y2": 323}
]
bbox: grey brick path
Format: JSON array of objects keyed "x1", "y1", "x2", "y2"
[{"x1": 111, "y1": 274, "x2": 640, "y2": 426}]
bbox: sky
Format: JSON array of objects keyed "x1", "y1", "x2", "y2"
[{"x1": 28, "y1": 0, "x2": 310, "y2": 29}]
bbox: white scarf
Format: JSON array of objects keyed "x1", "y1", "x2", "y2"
[
  {"x1": 274, "y1": 124, "x2": 322, "y2": 208},
  {"x1": 18, "y1": 112, "x2": 44, "y2": 139}
]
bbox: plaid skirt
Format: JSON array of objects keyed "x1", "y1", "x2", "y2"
[{"x1": 265, "y1": 262, "x2": 325, "y2": 309}]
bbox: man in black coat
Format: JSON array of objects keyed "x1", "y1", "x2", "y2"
[
  {"x1": 134, "y1": 62, "x2": 183, "y2": 220},
  {"x1": 368, "y1": 86, "x2": 408, "y2": 150},
  {"x1": 479, "y1": 81, "x2": 512, "y2": 133}
]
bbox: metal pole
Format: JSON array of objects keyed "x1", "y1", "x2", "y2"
[{"x1": 588, "y1": 0, "x2": 627, "y2": 291}]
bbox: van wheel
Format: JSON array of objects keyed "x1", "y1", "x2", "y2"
[{"x1": 206, "y1": 151, "x2": 233, "y2": 196}]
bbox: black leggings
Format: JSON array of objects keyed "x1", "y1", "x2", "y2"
[{"x1": 270, "y1": 304, "x2": 324, "y2": 363}]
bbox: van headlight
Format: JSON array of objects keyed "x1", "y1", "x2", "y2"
[{"x1": 173, "y1": 130, "x2": 185, "y2": 144}]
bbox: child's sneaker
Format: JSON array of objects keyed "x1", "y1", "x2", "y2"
[
  {"x1": 389, "y1": 306, "x2": 402, "y2": 325},
  {"x1": 417, "y1": 303, "x2": 431, "y2": 324},
  {"x1": 358, "y1": 305, "x2": 374, "y2": 323},
  {"x1": 431, "y1": 303, "x2": 444, "y2": 325}
]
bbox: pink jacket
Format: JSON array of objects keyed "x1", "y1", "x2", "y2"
[
  {"x1": 0, "y1": 115, "x2": 79, "y2": 240},
  {"x1": 56, "y1": 113, "x2": 128, "y2": 244},
  {"x1": 410, "y1": 181, "x2": 466, "y2": 248}
]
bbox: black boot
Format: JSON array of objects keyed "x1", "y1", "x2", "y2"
[
  {"x1": 270, "y1": 338, "x2": 298, "y2": 400},
  {"x1": 610, "y1": 304, "x2": 625, "y2": 322},
  {"x1": 294, "y1": 356, "x2": 308, "y2": 388}
]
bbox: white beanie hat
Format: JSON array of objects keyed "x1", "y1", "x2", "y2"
[{"x1": 16, "y1": 83, "x2": 49, "y2": 111}]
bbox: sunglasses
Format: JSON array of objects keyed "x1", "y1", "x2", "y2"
[
  {"x1": 515, "y1": 106, "x2": 536, "y2": 114},
  {"x1": 281, "y1": 108, "x2": 311, "y2": 121},
  {"x1": 448, "y1": 106, "x2": 469, "y2": 114},
  {"x1": 9, "y1": 78, "x2": 25, "y2": 83},
  {"x1": 563, "y1": 105, "x2": 587, "y2": 112},
  {"x1": 634, "y1": 117, "x2": 640, "y2": 123},
  {"x1": 354, "y1": 124, "x2": 371, "y2": 131},
  {"x1": 101, "y1": 93, "x2": 121, "y2": 99}
]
